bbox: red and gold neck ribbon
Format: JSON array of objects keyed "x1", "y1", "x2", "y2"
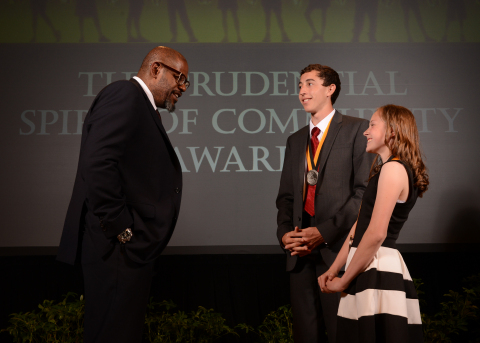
[{"x1": 306, "y1": 118, "x2": 333, "y2": 173}]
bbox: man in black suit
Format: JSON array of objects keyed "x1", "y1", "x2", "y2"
[
  {"x1": 276, "y1": 64, "x2": 373, "y2": 342},
  {"x1": 57, "y1": 46, "x2": 189, "y2": 343}
]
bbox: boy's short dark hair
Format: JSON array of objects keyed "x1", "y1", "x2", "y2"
[{"x1": 300, "y1": 64, "x2": 341, "y2": 105}]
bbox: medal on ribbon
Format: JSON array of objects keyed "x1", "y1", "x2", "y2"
[
  {"x1": 306, "y1": 169, "x2": 318, "y2": 186},
  {"x1": 306, "y1": 118, "x2": 333, "y2": 186}
]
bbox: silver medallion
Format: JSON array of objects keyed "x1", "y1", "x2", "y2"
[{"x1": 307, "y1": 170, "x2": 318, "y2": 186}]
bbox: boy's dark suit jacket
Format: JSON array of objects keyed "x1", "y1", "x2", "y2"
[
  {"x1": 57, "y1": 78, "x2": 182, "y2": 266},
  {"x1": 276, "y1": 111, "x2": 372, "y2": 271}
]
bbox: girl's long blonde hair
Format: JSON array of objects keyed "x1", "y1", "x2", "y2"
[{"x1": 370, "y1": 104, "x2": 429, "y2": 197}]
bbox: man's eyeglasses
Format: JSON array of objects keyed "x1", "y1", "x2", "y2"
[{"x1": 157, "y1": 62, "x2": 190, "y2": 90}]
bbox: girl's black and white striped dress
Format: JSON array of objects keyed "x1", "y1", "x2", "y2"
[{"x1": 336, "y1": 158, "x2": 424, "y2": 343}]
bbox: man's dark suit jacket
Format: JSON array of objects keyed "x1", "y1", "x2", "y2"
[
  {"x1": 57, "y1": 79, "x2": 182, "y2": 265},
  {"x1": 276, "y1": 111, "x2": 372, "y2": 271}
]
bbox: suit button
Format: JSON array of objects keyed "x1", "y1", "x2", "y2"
[
  {"x1": 175, "y1": 188, "x2": 180, "y2": 193},
  {"x1": 298, "y1": 217, "x2": 301, "y2": 222},
  {"x1": 174, "y1": 216, "x2": 177, "y2": 221}
]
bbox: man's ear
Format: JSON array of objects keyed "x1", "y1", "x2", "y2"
[
  {"x1": 150, "y1": 62, "x2": 161, "y2": 79},
  {"x1": 327, "y1": 84, "x2": 336, "y2": 97}
]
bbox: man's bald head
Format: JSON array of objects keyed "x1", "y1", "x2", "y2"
[{"x1": 138, "y1": 46, "x2": 187, "y2": 77}]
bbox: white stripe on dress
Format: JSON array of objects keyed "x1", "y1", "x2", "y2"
[
  {"x1": 346, "y1": 246, "x2": 413, "y2": 281},
  {"x1": 338, "y1": 289, "x2": 422, "y2": 324}
]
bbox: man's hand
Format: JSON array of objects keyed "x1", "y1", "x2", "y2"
[
  {"x1": 282, "y1": 226, "x2": 325, "y2": 257},
  {"x1": 300, "y1": 226, "x2": 324, "y2": 250},
  {"x1": 282, "y1": 227, "x2": 311, "y2": 257}
]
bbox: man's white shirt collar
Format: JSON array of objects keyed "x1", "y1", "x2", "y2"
[
  {"x1": 133, "y1": 76, "x2": 156, "y2": 110},
  {"x1": 309, "y1": 109, "x2": 336, "y2": 137}
]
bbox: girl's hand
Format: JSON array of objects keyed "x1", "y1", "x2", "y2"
[
  {"x1": 318, "y1": 269, "x2": 338, "y2": 293},
  {"x1": 325, "y1": 277, "x2": 348, "y2": 293}
]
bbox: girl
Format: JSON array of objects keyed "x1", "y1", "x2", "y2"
[{"x1": 319, "y1": 104, "x2": 429, "y2": 343}]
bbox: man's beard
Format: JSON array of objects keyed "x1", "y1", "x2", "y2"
[{"x1": 164, "y1": 97, "x2": 175, "y2": 113}]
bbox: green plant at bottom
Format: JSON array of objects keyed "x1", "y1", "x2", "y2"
[
  {"x1": 237, "y1": 304, "x2": 293, "y2": 343},
  {"x1": 419, "y1": 274, "x2": 479, "y2": 343},
  {"x1": 144, "y1": 299, "x2": 238, "y2": 343},
  {"x1": 1, "y1": 292, "x2": 84, "y2": 343}
]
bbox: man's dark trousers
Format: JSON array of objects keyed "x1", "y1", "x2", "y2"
[
  {"x1": 290, "y1": 213, "x2": 341, "y2": 343},
  {"x1": 81, "y1": 232, "x2": 154, "y2": 343}
]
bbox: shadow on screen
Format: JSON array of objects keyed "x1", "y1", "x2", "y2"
[
  {"x1": 2, "y1": 0, "x2": 477, "y2": 43},
  {"x1": 434, "y1": 189, "x2": 480, "y2": 244}
]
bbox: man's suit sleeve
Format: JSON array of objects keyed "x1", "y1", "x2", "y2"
[
  {"x1": 276, "y1": 136, "x2": 295, "y2": 246},
  {"x1": 81, "y1": 81, "x2": 141, "y2": 239},
  {"x1": 317, "y1": 119, "x2": 372, "y2": 245}
]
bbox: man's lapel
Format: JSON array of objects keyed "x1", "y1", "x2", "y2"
[
  {"x1": 151, "y1": 108, "x2": 174, "y2": 147},
  {"x1": 295, "y1": 126, "x2": 310, "y2": 199},
  {"x1": 129, "y1": 78, "x2": 174, "y2": 147},
  {"x1": 129, "y1": 78, "x2": 180, "y2": 171},
  {"x1": 318, "y1": 110, "x2": 343, "y2": 173}
]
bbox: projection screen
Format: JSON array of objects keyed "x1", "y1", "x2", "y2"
[{"x1": 1, "y1": 0, "x2": 479, "y2": 253}]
